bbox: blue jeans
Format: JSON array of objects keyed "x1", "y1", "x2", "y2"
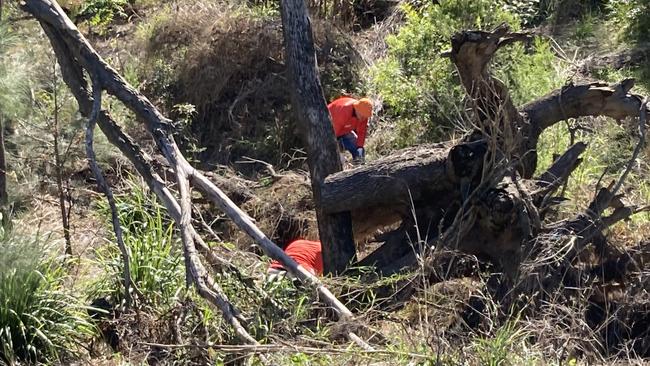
[{"x1": 338, "y1": 132, "x2": 360, "y2": 158}]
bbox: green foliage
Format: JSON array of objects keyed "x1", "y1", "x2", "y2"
[
  {"x1": 0, "y1": 22, "x2": 30, "y2": 121},
  {"x1": 79, "y1": 0, "x2": 129, "y2": 29},
  {"x1": 572, "y1": 11, "x2": 597, "y2": 39},
  {"x1": 503, "y1": 0, "x2": 546, "y2": 26},
  {"x1": 472, "y1": 316, "x2": 533, "y2": 366},
  {"x1": 91, "y1": 177, "x2": 184, "y2": 308},
  {"x1": 495, "y1": 38, "x2": 566, "y2": 106},
  {"x1": 0, "y1": 234, "x2": 95, "y2": 364},
  {"x1": 608, "y1": 0, "x2": 650, "y2": 44},
  {"x1": 368, "y1": 0, "x2": 564, "y2": 150},
  {"x1": 251, "y1": 276, "x2": 314, "y2": 340}
]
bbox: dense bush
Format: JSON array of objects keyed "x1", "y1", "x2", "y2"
[
  {"x1": 0, "y1": 232, "x2": 95, "y2": 364},
  {"x1": 608, "y1": 0, "x2": 650, "y2": 44},
  {"x1": 367, "y1": 0, "x2": 564, "y2": 152},
  {"x1": 135, "y1": 2, "x2": 362, "y2": 169}
]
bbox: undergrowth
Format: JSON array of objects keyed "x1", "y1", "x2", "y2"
[
  {"x1": 0, "y1": 231, "x2": 95, "y2": 365},
  {"x1": 90, "y1": 176, "x2": 184, "y2": 308},
  {"x1": 131, "y1": 1, "x2": 362, "y2": 169}
]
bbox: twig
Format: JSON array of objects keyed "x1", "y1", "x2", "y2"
[
  {"x1": 611, "y1": 98, "x2": 647, "y2": 197},
  {"x1": 236, "y1": 156, "x2": 286, "y2": 181}
]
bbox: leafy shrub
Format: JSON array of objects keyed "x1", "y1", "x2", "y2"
[
  {"x1": 78, "y1": 0, "x2": 129, "y2": 29},
  {"x1": 608, "y1": 0, "x2": 650, "y2": 44},
  {"x1": 91, "y1": 177, "x2": 184, "y2": 309},
  {"x1": 495, "y1": 37, "x2": 565, "y2": 106},
  {"x1": 367, "y1": 0, "x2": 564, "y2": 151},
  {"x1": 0, "y1": 234, "x2": 95, "y2": 364}
]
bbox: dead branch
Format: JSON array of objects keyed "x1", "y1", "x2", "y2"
[
  {"x1": 533, "y1": 142, "x2": 587, "y2": 197},
  {"x1": 175, "y1": 165, "x2": 258, "y2": 344},
  {"x1": 236, "y1": 156, "x2": 287, "y2": 182},
  {"x1": 514, "y1": 98, "x2": 649, "y2": 304},
  {"x1": 85, "y1": 76, "x2": 135, "y2": 308},
  {"x1": 523, "y1": 80, "x2": 649, "y2": 132},
  {"x1": 37, "y1": 17, "x2": 246, "y2": 279}
]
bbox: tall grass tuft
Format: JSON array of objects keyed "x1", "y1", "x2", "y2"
[
  {"x1": 0, "y1": 229, "x2": 95, "y2": 364},
  {"x1": 90, "y1": 177, "x2": 184, "y2": 309}
]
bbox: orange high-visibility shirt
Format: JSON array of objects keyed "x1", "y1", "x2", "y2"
[
  {"x1": 269, "y1": 239, "x2": 324, "y2": 275},
  {"x1": 327, "y1": 97, "x2": 369, "y2": 148}
]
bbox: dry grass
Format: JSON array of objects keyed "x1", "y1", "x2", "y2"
[{"x1": 133, "y1": 1, "x2": 362, "y2": 168}]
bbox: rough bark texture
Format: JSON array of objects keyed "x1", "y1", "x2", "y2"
[
  {"x1": 321, "y1": 143, "x2": 452, "y2": 214},
  {"x1": 280, "y1": 0, "x2": 355, "y2": 274},
  {"x1": 523, "y1": 79, "x2": 649, "y2": 131}
]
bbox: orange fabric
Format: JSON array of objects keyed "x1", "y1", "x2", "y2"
[
  {"x1": 327, "y1": 97, "x2": 369, "y2": 148},
  {"x1": 269, "y1": 239, "x2": 323, "y2": 275}
]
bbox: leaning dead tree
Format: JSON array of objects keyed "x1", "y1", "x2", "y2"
[{"x1": 22, "y1": 0, "x2": 372, "y2": 349}]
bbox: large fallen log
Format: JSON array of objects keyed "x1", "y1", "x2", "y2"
[
  {"x1": 321, "y1": 139, "x2": 488, "y2": 214},
  {"x1": 322, "y1": 80, "x2": 648, "y2": 219},
  {"x1": 336, "y1": 26, "x2": 650, "y2": 276}
]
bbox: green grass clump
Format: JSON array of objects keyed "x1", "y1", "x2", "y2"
[
  {"x1": 0, "y1": 231, "x2": 95, "y2": 364},
  {"x1": 91, "y1": 177, "x2": 184, "y2": 309}
]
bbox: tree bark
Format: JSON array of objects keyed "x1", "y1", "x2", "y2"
[
  {"x1": 321, "y1": 143, "x2": 453, "y2": 214},
  {"x1": 280, "y1": 0, "x2": 355, "y2": 274},
  {"x1": 523, "y1": 79, "x2": 648, "y2": 131}
]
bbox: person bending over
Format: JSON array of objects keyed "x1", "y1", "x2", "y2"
[
  {"x1": 267, "y1": 239, "x2": 323, "y2": 281},
  {"x1": 327, "y1": 96, "x2": 373, "y2": 165}
]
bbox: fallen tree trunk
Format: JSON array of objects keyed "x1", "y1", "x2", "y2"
[
  {"x1": 335, "y1": 26, "x2": 650, "y2": 278},
  {"x1": 321, "y1": 143, "x2": 452, "y2": 214}
]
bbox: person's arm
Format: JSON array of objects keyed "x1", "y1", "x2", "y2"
[{"x1": 355, "y1": 118, "x2": 369, "y2": 148}]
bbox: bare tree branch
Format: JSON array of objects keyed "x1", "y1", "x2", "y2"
[{"x1": 84, "y1": 76, "x2": 135, "y2": 308}]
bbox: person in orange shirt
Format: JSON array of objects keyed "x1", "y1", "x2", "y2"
[
  {"x1": 267, "y1": 239, "x2": 323, "y2": 281},
  {"x1": 327, "y1": 97, "x2": 373, "y2": 165}
]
